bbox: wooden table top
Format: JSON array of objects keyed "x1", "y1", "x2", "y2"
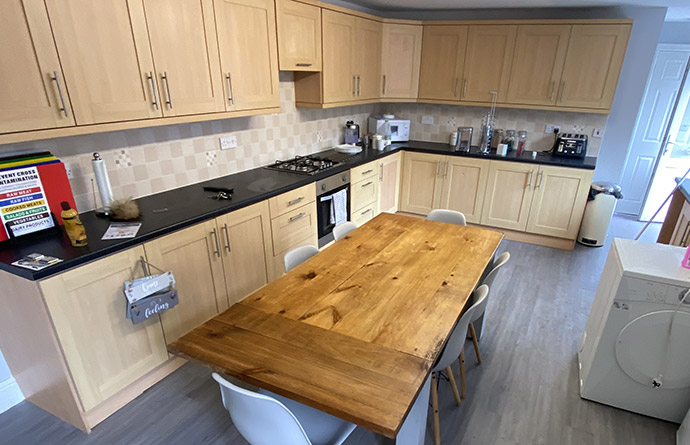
[{"x1": 169, "y1": 213, "x2": 503, "y2": 438}]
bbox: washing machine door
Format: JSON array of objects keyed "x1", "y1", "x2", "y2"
[{"x1": 615, "y1": 310, "x2": 690, "y2": 389}]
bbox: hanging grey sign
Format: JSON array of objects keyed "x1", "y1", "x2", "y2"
[{"x1": 127, "y1": 289, "x2": 179, "y2": 324}]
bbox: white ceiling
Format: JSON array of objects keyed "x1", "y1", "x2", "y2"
[{"x1": 344, "y1": 0, "x2": 690, "y2": 20}]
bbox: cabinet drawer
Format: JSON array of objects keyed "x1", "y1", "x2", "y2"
[
  {"x1": 269, "y1": 183, "x2": 316, "y2": 217},
  {"x1": 351, "y1": 161, "x2": 378, "y2": 183},
  {"x1": 271, "y1": 202, "x2": 317, "y2": 255},
  {"x1": 352, "y1": 202, "x2": 377, "y2": 226},
  {"x1": 352, "y1": 178, "x2": 378, "y2": 210}
]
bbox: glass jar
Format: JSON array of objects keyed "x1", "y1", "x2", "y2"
[
  {"x1": 504, "y1": 130, "x2": 517, "y2": 151},
  {"x1": 517, "y1": 131, "x2": 528, "y2": 155},
  {"x1": 491, "y1": 129, "x2": 503, "y2": 150}
]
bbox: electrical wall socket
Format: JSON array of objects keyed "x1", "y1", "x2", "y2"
[
  {"x1": 544, "y1": 124, "x2": 561, "y2": 134},
  {"x1": 219, "y1": 135, "x2": 237, "y2": 150},
  {"x1": 421, "y1": 116, "x2": 434, "y2": 125},
  {"x1": 64, "y1": 163, "x2": 74, "y2": 179},
  {"x1": 592, "y1": 128, "x2": 604, "y2": 138}
]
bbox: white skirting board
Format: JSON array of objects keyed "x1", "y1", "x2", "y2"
[{"x1": 0, "y1": 377, "x2": 24, "y2": 414}]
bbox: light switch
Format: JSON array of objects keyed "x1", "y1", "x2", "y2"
[{"x1": 421, "y1": 116, "x2": 434, "y2": 125}]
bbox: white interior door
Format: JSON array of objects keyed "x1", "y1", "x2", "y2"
[{"x1": 617, "y1": 45, "x2": 690, "y2": 217}]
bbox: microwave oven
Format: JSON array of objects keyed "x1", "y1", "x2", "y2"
[{"x1": 368, "y1": 117, "x2": 410, "y2": 142}]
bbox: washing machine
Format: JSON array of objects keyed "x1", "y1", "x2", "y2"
[{"x1": 578, "y1": 238, "x2": 690, "y2": 423}]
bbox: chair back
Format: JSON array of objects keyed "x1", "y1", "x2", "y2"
[
  {"x1": 284, "y1": 245, "x2": 319, "y2": 273},
  {"x1": 471, "y1": 252, "x2": 509, "y2": 322},
  {"x1": 427, "y1": 209, "x2": 467, "y2": 226},
  {"x1": 333, "y1": 221, "x2": 358, "y2": 241},
  {"x1": 212, "y1": 373, "x2": 312, "y2": 445},
  {"x1": 433, "y1": 285, "x2": 489, "y2": 372}
]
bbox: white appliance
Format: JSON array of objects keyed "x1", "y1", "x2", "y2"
[
  {"x1": 579, "y1": 238, "x2": 690, "y2": 423},
  {"x1": 577, "y1": 182, "x2": 623, "y2": 247},
  {"x1": 368, "y1": 117, "x2": 410, "y2": 142}
]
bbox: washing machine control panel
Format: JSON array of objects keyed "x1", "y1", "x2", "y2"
[{"x1": 616, "y1": 277, "x2": 690, "y2": 306}]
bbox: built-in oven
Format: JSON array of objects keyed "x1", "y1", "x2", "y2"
[{"x1": 316, "y1": 171, "x2": 350, "y2": 247}]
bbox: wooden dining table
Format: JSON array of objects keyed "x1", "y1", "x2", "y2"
[{"x1": 169, "y1": 212, "x2": 503, "y2": 444}]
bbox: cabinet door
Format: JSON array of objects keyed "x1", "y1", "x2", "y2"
[
  {"x1": 526, "y1": 166, "x2": 593, "y2": 239},
  {"x1": 322, "y1": 10, "x2": 356, "y2": 103},
  {"x1": 45, "y1": 0, "x2": 161, "y2": 125},
  {"x1": 506, "y1": 25, "x2": 571, "y2": 106},
  {"x1": 671, "y1": 201, "x2": 690, "y2": 247},
  {"x1": 41, "y1": 246, "x2": 167, "y2": 412},
  {"x1": 276, "y1": 0, "x2": 321, "y2": 71},
  {"x1": 378, "y1": 152, "x2": 402, "y2": 214},
  {"x1": 381, "y1": 24, "x2": 422, "y2": 99},
  {"x1": 215, "y1": 0, "x2": 280, "y2": 111},
  {"x1": 557, "y1": 24, "x2": 631, "y2": 109},
  {"x1": 438, "y1": 157, "x2": 490, "y2": 224},
  {"x1": 399, "y1": 152, "x2": 444, "y2": 215},
  {"x1": 418, "y1": 25, "x2": 467, "y2": 101},
  {"x1": 0, "y1": 0, "x2": 75, "y2": 133},
  {"x1": 216, "y1": 201, "x2": 273, "y2": 306},
  {"x1": 144, "y1": 220, "x2": 228, "y2": 343},
  {"x1": 356, "y1": 18, "x2": 383, "y2": 100},
  {"x1": 143, "y1": 0, "x2": 225, "y2": 116},
  {"x1": 461, "y1": 25, "x2": 517, "y2": 103},
  {"x1": 481, "y1": 161, "x2": 536, "y2": 231}
]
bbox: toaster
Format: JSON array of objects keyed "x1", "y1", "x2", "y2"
[{"x1": 552, "y1": 133, "x2": 588, "y2": 158}]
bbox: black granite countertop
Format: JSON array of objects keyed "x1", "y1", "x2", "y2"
[{"x1": 0, "y1": 141, "x2": 595, "y2": 280}]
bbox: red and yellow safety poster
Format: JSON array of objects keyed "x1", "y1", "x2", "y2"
[{"x1": 0, "y1": 166, "x2": 55, "y2": 237}]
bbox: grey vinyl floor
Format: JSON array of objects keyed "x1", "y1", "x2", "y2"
[{"x1": 0, "y1": 216, "x2": 679, "y2": 444}]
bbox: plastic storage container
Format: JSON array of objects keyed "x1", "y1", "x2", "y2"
[{"x1": 577, "y1": 182, "x2": 623, "y2": 247}]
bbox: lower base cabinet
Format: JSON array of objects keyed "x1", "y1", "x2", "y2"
[
  {"x1": 378, "y1": 152, "x2": 402, "y2": 214},
  {"x1": 437, "y1": 156, "x2": 489, "y2": 223},
  {"x1": 400, "y1": 151, "x2": 444, "y2": 214},
  {"x1": 481, "y1": 161, "x2": 535, "y2": 231}
]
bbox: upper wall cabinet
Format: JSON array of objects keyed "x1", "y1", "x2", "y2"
[
  {"x1": 276, "y1": 0, "x2": 322, "y2": 71},
  {"x1": 381, "y1": 23, "x2": 423, "y2": 100},
  {"x1": 322, "y1": 10, "x2": 358, "y2": 103},
  {"x1": 143, "y1": 0, "x2": 226, "y2": 116},
  {"x1": 45, "y1": 0, "x2": 162, "y2": 125},
  {"x1": 418, "y1": 25, "x2": 468, "y2": 101},
  {"x1": 0, "y1": 0, "x2": 76, "y2": 133},
  {"x1": 557, "y1": 24, "x2": 631, "y2": 110},
  {"x1": 507, "y1": 25, "x2": 571, "y2": 106},
  {"x1": 461, "y1": 25, "x2": 517, "y2": 103},
  {"x1": 356, "y1": 18, "x2": 383, "y2": 100},
  {"x1": 214, "y1": 0, "x2": 281, "y2": 111}
]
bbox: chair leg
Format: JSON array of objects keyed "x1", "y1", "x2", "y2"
[
  {"x1": 459, "y1": 349, "x2": 467, "y2": 399},
  {"x1": 469, "y1": 322, "x2": 482, "y2": 365},
  {"x1": 445, "y1": 366, "x2": 461, "y2": 406},
  {"x1": 431, "y1": 372, "x2": 441, "y2": 445}
]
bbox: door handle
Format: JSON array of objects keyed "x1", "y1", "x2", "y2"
[
  {"x1": 361, "y1": 208, "x2": 372, "y2": 216},
  {"x1": 382, "y1": 74, "x2": 387, "y2": 96},
  {"x1": 454, "y1": 76, "x2": 459, "y2": 98},
  {"x1": 462, "y1": 78, "x2": 468, "y2": 99},
  {"x1": 357, "y1": 75, "x2": 361, "y2": 97},
  {"x1": 353, "y1": 75, "x2": 357, "y2": 97},
  {"x1": 296, "y1": 63, "x2": 312, "y2": 67},
  {"x1": 50, "y1": 71, "x2": 68, "y2": 117},
  {"x1": 225, "y1": 73, "x2": 234, "y2": 105},
  {"x1": 527, "y1": 170, "x2": 534, "y2": 189},
  {"x1": 289, "y1": 212, "x2": 306, "y2": 223},
  {"x1": 558, "y1": 81, "x2": 566, "y2": 103},
  {"x1": 210, "y1": 228, "x2": 220, "y2": 257},
  {"x1": 436, "y1": 161, "x2": 441, "y2": 176},
  {"x1": 161, "y1": 72, "x2": 173, "y2": 108},
  {"x1": 549, "y1": 80, "x2": 556, "y2": 103},
  {"x1": 146, "y1": 72, "x2": 160, "y2": 110},
  {"x1": 287, "y1": 196, "x2": 304, "y2": 206},
  {"x1": 362, "y1": 169, "x2": 374, "y2": 175},
  {"x1": 536, "y1": 171, "x2": 544, "y2": 189},
  {"x1": 445, "y1": 161, "x2": 449, "y2": 177},
  {"x1": 222, "y1": 223, "x2": 231, "y2": 252},
  {"x1": 379, "y1": 164, "x2": 383, "y2": 181},
  {"x1": 362, "y1": 181, "x2": 373, "y2": 188}
]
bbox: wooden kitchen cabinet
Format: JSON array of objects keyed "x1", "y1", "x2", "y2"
[
  {"x1": 670, "y1": 201, "x2": 690, "y2": 247},
  {"x1": 356, "y1": 18, "x2": 383, "y2": 100},
  {"x1": 276, "y1": 0, "x2": 322, "y2": 71},
  {"x1": 481, "y1": 161, "x2": 536, "y2": 231},
  {"x1": 0, "y1": 0, "x2": 76, "y2": 133},
  {"x1": 45, "y1": 0, "x2": 161, "y2": 125},
  {"x1": 40, "y1": 246, "x2": 168, "y2": 412},
  {"x1": 381, "y1": 24, "x2": 423, "y2": 100},
  {"x1": 143, "y1": 0, "x2": 225, "y2": 116},
  {"x1": 399, "y1": 152, "x2": 444, "y2": 215},
  {"x1": 322, "y1": 10, "x2": 358, "y2": 103},
  {"x1": 437, "y1": 157, "x2": 490, "y2": 224},
  {"x1": 418, "y1": 25, "x2": 468, "y2": 101},
  {"x1": 144, "y1": 220, "x2": 228, "y2": 343},
  {"x1": 215, "y1": 201, "x2": 273, "y2": 306},
  {"x1": 215, "y1": 0, "x2": 280, "y2": 111},
  {"x1": 506, "y1": 25, "x2": 571, "y2": 106},
  {"x1": 378, "y1": 152, "x2": 402, "y2": 214},
  {"x1": 461, "y1": 25, "x2": 517, "y2": 103},
  {"x1": 526, "y1": 165, "x2": 592, "y2": 239},
  {"x1": 557, "y1": 24, "x2": 631, "y2": 110},
  {"x1": 352, "y1": 173, "x2": 379, "y2": 213}
]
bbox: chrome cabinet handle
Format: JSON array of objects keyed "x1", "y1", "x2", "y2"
[
  {"x1": 353, "y1": 75, "x2": 357, "y2": 97},
  {"x1": 289, "y1": 212, "x2": 306, "y2": 223},
  {"x1": 362, "y1": 181, "x2": 373, "y2": 188},
  {"x1": 549, "y1": 80, "x2": 556, "y2": 103},
  {"x1": 362, "y1": 169, "x2": 374, "y2": 175},
  {"x1": 287, "y1": 196, "x2": 304, "y2": 206},
  {"x1": 445, "y1": 161, "x2": 449, "y2": 177},
  {"x1": 51, "y1": 71, "x2": 68, "y2": 117},
  {"x1": 225, "y1": 73, "x2": 234, "y2": 105},
  {"x1": 361, "y1": 208, "x2": 372, "y2": 216},
  {"x1": 379, "y1": 164, "x2": 383, "y2": 181},
  {"x1": 222, "y1": 224, "x2": 231, "y2": 252},
  {"x1": 161, "y1": 72, "x2": 173, "y2": 108},
  {"x1": 357, "y1": 75, "x2": 361, "y2": 97},
  {"x1": 146, "y1": 72, "x2": 159, "y2": 110},
  {"x1": 536, "y1": 171, "x2": 544, "y2": 189},
  {"x1": 296, "y1": 63, "x2": 312, "y2": 67},
  {"x1": 454, "y1": 77, "x2": 459, "y2": 97},
  {"x1": 527, "y1": 170, "x2": 534, "y2": 189},
  {"x1": 558, "y1": 81, "x2": 566, "y2": 103},
  {"x1": 462, "y1": 78, "x2": 468, "y2": 99},
  {"x1": 436, "y1": 161, "x2": 441, "y2": 176},
  {"x1": 210, "y1": 229, "x2": 220, "y2": 257},
  {"x1": 382, "y1": 74, "x2": 387, "y2": 96}
]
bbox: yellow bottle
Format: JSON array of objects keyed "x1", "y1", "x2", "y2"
[{"x1": 60, "y1": 202, "x2": 88, "y2": 247}]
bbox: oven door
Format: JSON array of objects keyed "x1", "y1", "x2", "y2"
[{"x1": 316, "y1": 183, "x2": 350, "y2": 247}]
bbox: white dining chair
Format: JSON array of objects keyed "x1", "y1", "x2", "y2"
[
  {"x1": 429, "y1": 285, "x2": 489, "y2": 445},
  {"x1": 426, "y1": 209, "x2": 467, "y2": 226},
  {"x1": 284, "y1": 245, "x2": 319, "y2": 273},
  {"x1": 468, "y1": 252, "x2": 510, "y2": 364},
  {"x1": 333, "y1": 221, "x2": 358, "y2": 241},
  {"x1": 212, "y1": 373, "x2": 356, "y2": 445}
]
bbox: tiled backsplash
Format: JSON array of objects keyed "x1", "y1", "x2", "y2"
[{"x1": 0, "y1": 71, "x2": 608, "y2": 213}]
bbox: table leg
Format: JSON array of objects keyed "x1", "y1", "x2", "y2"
[{"x1": 395, "y1": 374, "x2": 431, "y2": 445}]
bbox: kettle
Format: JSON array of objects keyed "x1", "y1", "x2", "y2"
[{"x1": 345, "y1": 121, "x2": 360, "y2": 145}]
